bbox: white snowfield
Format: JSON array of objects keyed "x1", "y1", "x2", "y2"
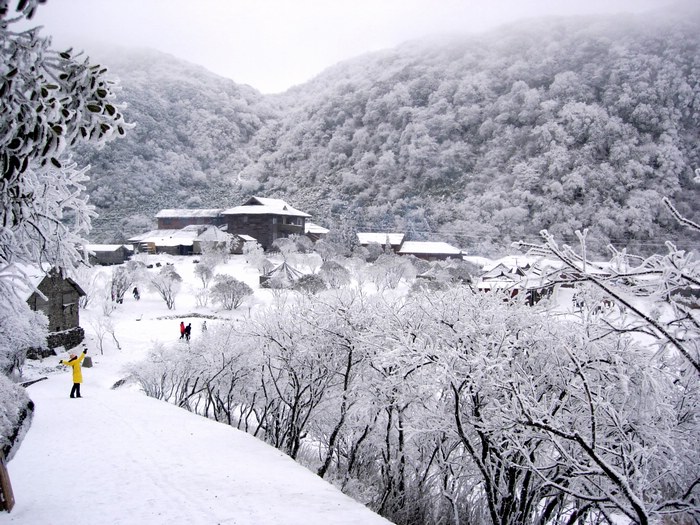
[
  {"x1": 2, "y1": 254, "x2": 392, "y2": 525},
  {"x1": 4, "y1": 372, "x2": 391, "y2": 525}
]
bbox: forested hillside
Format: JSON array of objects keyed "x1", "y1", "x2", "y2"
[
  {"x1": 76, "y1": 49, "x2": 279, "y2": 239},
  {"x1": 79, "y1": 5, "x2": 700, "y2": 255}
]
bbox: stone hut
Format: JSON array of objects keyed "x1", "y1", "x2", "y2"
[{"x1": 24, "y1": 268, "x2": 86, "y2": 352}]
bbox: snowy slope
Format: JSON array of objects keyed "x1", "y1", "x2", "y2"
[{"x1": 1, "y1": 254, "x2": 391, "y2": 525}]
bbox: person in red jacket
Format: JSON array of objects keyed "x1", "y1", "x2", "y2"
[
  {"x1": 180, "y1": 321, "x2": 185, "y2": 339},
  {"x1": 59, "y1": 349, "x2": 87, "y2": 398}
]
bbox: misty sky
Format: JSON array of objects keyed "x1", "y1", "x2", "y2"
[{"x1": 24, "y1": 0, "x2": 673, "y2": 93}]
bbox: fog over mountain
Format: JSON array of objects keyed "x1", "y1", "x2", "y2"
[{"x1": 78, "y1": 4, "x2": 700, "y2": 255}]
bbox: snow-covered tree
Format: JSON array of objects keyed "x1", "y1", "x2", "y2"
[
  {"x1": 0, "y1": 373, "x2": 33, "y2": 461},
  {"x1": 72, "y1": 265, "x2": 105, "y2": 310},
  {"x1": 510, "y1": 201, "x2": 700, "y2": 523},
  {"x1": 251, "y1": 302, "x2": 338, "y2": 459},
  {"x1": 293, "y1": 274, "x2": 327, "y2": 295},
  {"x1": 242, "y1": 241, "x2": 265, "y2": 270},
  {"x1": 319, "y1": 260, "x2": 351, "y2": 288},
  {"x1": 194, "y1": 259, "x2": 216, "y2": 289},
  {"x1": 1, "y1": 2, "x2": 127, "y2": 283},
  {"x1": 109, "y1": 266, "x2": 131, "y2": 304},
  {"x1": 209, "y1": 274, "x2": 253, "y2": 310},
  {"x1": 149, "y1": 265, "x2": 181, "y2": 310},
  {"x1": 0, "y1": 300, "x2": 47, "y2": 374},
  {"x1": 367, "y1": 253, "x2": 415, "y2": 291},
  {"x1": 0, "y1": 0, "x2": 126, "y2": 467}
]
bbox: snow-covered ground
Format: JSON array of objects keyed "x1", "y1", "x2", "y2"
[{"x1": 2, "y1": 254, "x2": 391, "y2": 525}]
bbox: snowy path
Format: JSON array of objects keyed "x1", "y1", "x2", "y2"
[{"x1": 2, "y1": 373, "x2": 391, "y2": 525}]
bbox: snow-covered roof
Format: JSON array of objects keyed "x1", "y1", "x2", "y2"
[
  {"x1": 155, "y1": 209, "x2": 224, "y2": 218},
  {"x1": 196, "y1": 225, "x2": 231, "y2": 242},
  {"x1": 235, "y1": 234, "x2": 257, "y2": 242},
  {"x1": 480, "y1": 263, "x2": 516, "y2": 279},
  {"x1": 305, "y1": 222, "x2": 329, "y2": 235},
  {"x1": 398, "y1": 241, "x2": 462, "y2": 255},
  {"x1": 222, "y1": 197, "x2": 311, "y2": 218},
  {"x1": 85, "y1": 244, "x2": 133, "y2": 252},
  {"x1": 131, "y1": 229, "x2": 199, "y2": 247},
  {"x1": 8, "y1": 264, "x2": 86, "y2": 301},
  {"x1": 6, "y1": 264, "x2": 49, "y2": 301},
  {"x1": 357, "y1": 232, "x2": 404, "y2": 246},
  {"x1": 478, "y1": 261, "x2": 558, "y2": 291}
]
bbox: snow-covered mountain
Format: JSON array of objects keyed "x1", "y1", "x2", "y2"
[{"x1": 77, "y1": 4, "x2": 700, "y2": 256}]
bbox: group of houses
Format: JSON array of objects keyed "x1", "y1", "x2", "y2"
[
  {"x1": 87, "y1": 196, "x2": 467, "y2": 263},
  {"x1": 476, "y1": 261, "x2": 557, "y2": 305},
  {"x1": 20, "y1": 195, "x2": 565, "y2": 355},
  {"x1": 123, "y1": 196, "x2": 321, "y2": 256}
]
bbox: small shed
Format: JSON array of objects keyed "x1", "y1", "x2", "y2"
[
  {"x1": 129, "y1": 227, "x2": 202, "y2": 255},
  {"x1": 85, "y1": 244, "x2": 134, "y2": 266}
]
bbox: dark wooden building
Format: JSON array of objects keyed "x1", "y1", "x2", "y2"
[
  {"x1": 222, "y1": 197, "x2": 311, "y2": 250},
  {"x1": 86, "y1": 244, "x2": 133, "y2": 266}
]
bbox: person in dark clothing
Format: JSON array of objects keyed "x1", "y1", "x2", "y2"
[
  {"x1": 184, "y1": 323, "x2": 192, "y2": 342},
  {"x1": 59, "y1": 349, "x2": 88, "y2": 398},
  {"x1": 133, "y1": 287, "x2": 140, "y2": 300}
]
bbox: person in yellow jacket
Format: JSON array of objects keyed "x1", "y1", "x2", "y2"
[{"x1": 59, "y1": 349, "x2": 88, "y2": 398}]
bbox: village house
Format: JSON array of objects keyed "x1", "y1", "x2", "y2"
[
  {"x1": 85, "y1": 244, "x2": 134, "y2": 266},
  {"x1": 22, "y1": 267, "x2": 86, "y2": 352},
  {"x1": 145, "y1": 197, "x2": 315, "y2": 252},
  {"x1": 357, "y1": 234, "x2": 463, "y2": 261},
  {"x1": 398, "y1": 241, "x2": 463, "y2": 261},
  {"x1": 476, "y1": 262, "x2": 556, "y2": 305},
  {"x1": 129, "y1": 227, "x2": 199, "y2": 255},
  {"x1": 222, "y1": 197, "x2": 311, "y2": 251},
  {"x1": 130, "y1": 224, "x2": 236, "y2": 256}
]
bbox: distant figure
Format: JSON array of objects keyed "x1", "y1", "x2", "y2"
[
  {"x1": 185, "y1": 323, "x2": 192, "y2": 342},
  {"x1": 201, "y1": 320, "x2": 207, "y2": 332},
  {"x1": 180, "y1": 321, "x2": 185, "y2": 339},
  {"x1": 133, "y1": 286, "x2": 140, "y2": 300},
  {"x1": 59, "y1": 349, "x2": 88, "y2": 398}
]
